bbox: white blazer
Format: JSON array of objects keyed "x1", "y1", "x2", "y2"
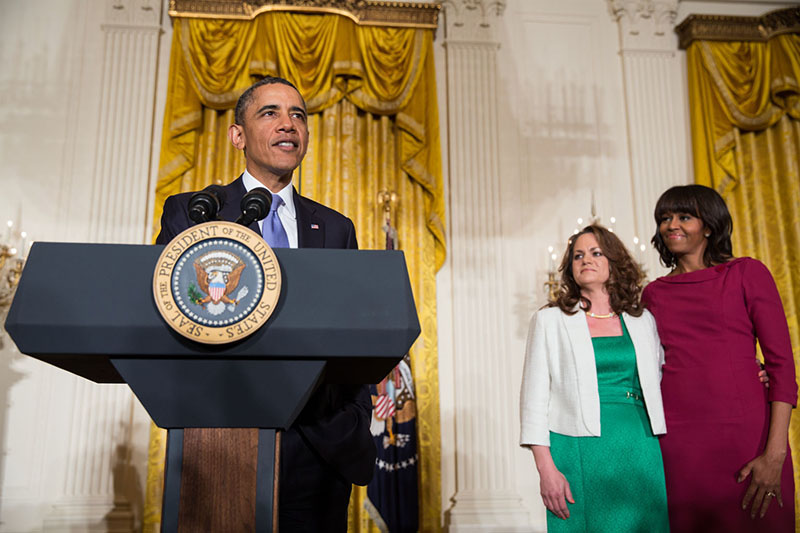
[{"x1": 519, "y1": 306, "x2": 666, "y2": 447}]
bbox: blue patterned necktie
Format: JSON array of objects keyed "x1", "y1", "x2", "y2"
[{"x1": 262, "y1": 194, "x2": 289, "y2": 248}]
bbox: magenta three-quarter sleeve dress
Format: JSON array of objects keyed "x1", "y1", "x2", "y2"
[{"x1": 642, "y1": 257, "x2": 797, "y2": 532}]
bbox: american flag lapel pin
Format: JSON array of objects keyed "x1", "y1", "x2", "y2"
[{"x1": 310, "y1": 223, "x2": 320, "y2": 230}]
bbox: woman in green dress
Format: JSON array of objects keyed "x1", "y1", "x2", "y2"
[{"x1": 519, "y1": 225, "x2": 669, "y2": 532}]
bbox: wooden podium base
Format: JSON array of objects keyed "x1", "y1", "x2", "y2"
[{"x1": 162, "y1": 428, "x2": 279, "y2": 533}]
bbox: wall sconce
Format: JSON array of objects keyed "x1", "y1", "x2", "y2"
[{"x1": 1, "y1": 220, "x2": 29, "y2": 319}]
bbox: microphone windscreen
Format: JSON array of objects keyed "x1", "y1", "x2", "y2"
[
  {"x1": 240, "y1": 187, "x2": 272, "y2": 222},
  {"x1": 188, "y1": 185, "x2": 225, "y2": 224},
  {"x1": 205, "y1": 184, "x2": 226, "y2": 210}
]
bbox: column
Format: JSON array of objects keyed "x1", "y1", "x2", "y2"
[
  {"x1": 442, "y1": 1, "x2": 531, "y2": 530},
  {"x1": 43, "y1": 1, "x2": 162, "y2": 530},
  {"x1": 611, "y1": 0, "x2": 688, "y2": 277},
  {"x1": 88, "y1": 0, "x2": 162, "y2": 245}
]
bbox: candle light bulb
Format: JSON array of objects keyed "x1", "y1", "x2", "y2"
[
  {"x1": 608, "y1": 228, "x2": 614, "y2": 233},
  {"x1": 610, "y1": 217, "x2": 616, "y2": 224},
  {"x1": 3, "y1": 220, "x2": 12, "y2": 244},
  {"x1": 9, "y1": 247, "x2": 17, "y2": 256},
  {"x1": 19, "y1": 231, "x2": 27, "y2": 258},
  {"x1": 633, "y1": 236, "x2": 639, "y2": 244},
  {"x1": 640, "y1": 244, "x2": 646, "y2": 252},
  {"x1": 547, "y1": 246, "x2": 554, "y2": 253},
  {"x1": 577, "y1": 218, "x2": 583, "y2": 225}
]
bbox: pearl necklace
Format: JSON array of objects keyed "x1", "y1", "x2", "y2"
[{"x1": 585, "y1": 311, "x2": 616, "y2": 319}]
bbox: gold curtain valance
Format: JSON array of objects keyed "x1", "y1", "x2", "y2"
[
  {"x1": 156, "y1": 11, "x2": 445, "y2": 269},
  {"x1": 169, "y1": 0, "x2": 441, "y2": 29},
  {"x1": 682, "y1": 22, "x2": 800, "y2": 193},
  {"x1": 676, "y1": 7, "x2": 800, "y2": 50}
]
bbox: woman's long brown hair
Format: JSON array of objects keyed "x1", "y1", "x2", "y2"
[{"x1": 551, "y1": 224, "x2": 645, "y2": 317}]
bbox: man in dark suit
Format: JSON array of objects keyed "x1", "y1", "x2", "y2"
[{"x1": 156, "y1": 76, "x2": 375, "y2": 532}]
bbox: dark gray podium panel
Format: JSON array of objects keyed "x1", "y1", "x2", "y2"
[
  {"x1": 5, "y1": 242, "x2": 420, "y2": 385},
  {"x1": 111, "y1": 358, "x2": 325, "y2": 428}
]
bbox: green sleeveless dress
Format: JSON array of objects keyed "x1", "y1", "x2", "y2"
[{"x1": 547, "y1": 320, "x2": 670, "y2": 532}]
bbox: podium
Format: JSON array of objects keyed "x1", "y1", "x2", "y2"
[{"x1": 4, "y1": 242, "x2": 420, "y2": 532}]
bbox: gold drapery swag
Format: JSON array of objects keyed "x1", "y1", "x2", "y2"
[
  {"x1": 145, "y1": 12, "x2": 444, "y2": 532},
  {"x1": 686, "y1": 32, "x2": 800, "y2": 528},
  {"x1": 687, "y1": 33, "x2": 800, "y2": 194},
  {"x1": 153, "y1": 14, "x2": 445, "y2": 264}
]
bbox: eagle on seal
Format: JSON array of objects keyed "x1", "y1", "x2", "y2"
[{"x1": 193, "y1": 261, "x2": 245, "y2": 306}]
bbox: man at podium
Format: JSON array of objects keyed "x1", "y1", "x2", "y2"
[{"x1": 156, "y1": 76, "x2": 376, "y2": 531}]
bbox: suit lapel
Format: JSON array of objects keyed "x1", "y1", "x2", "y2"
[
  {"x1": 221, "y1": 180, "x2": 323, "y2": 244},
  {"x1": 219, "y1": 176, "x2": 260, "y2": 234},
  {"x1": 294, "y1": 191, "x2": 324, "y2": 248}
]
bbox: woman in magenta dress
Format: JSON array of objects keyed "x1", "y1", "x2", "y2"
[{"x1": 642, "y1": 184, "x2": 796, "y2": 532}]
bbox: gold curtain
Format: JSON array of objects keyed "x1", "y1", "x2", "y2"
[
  {"x1": 687, "y1": 34, "x2": 800, "y2": 528},
  {"x1": 145, "y1": 13, "x2": 443, "y2": 532}
]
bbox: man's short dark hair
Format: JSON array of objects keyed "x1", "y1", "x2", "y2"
[{"x1": 234, "y1": 76, "x2": 307, "y2": 125}]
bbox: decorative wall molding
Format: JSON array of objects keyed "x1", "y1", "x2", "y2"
[
  {"x1": 610, "y1": 0, "x2": 678, "y2": 32},
  {"x1": 88, "y1": 17, "x2": 162, "y2": 245},
  {"x1": 619, "y1": 50, "x2": 690, "y2": 277},
  {"x1": 168, "y1": 0, "x2": 441, "y2": 29},
  {"x1": 107, "y1": 0, "x2": 162, "y2": 27},
  {"x1": 441, "y1": 0, "x2": 505, "y2": 42},
  {"x1": 609, "y1": 0, "x2": 679, "y2": 49},
  {"x1": 37, "y1": 1, "x2": 166, "y2": 530},
  {"x1": 676, "y1": 6, "x2": 800, "y2": 49},
  {"x1": 441, "y1": 6, "x2": 530, "y2": 528},
  {"x1": 611, "y1": 0, "x2": 689, "y2": 276}
]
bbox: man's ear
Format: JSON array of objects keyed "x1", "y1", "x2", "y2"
[{"x1": 228, "y1": 123, "x2": 245, "y2": 150}]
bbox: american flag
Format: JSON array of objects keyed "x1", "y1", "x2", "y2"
[
  {"x1": 374, "y1": 394, "x2": 396, "y2": 419},
  {"x1": 367, "y1": 217, "x2": 418, "y2": 532}
]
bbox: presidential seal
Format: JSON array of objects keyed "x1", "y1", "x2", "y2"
[{"x1": 153, "y1": 221, "x2": 281, "y2": 344}]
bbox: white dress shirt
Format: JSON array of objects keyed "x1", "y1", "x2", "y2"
[{"x1": 242, "y1": 169, "x2": 299, "y2": 249}]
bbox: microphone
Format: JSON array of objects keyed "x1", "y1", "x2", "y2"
[
  {"x1": 188, "y1": 185, "x2": 226, "y2": 224},
  {"x1": 236, "y1": 187, "x2": 272, "y2": 227}
]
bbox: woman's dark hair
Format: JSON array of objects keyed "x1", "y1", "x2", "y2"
[
  {"x1": 651, "y1": 184, "x2": 733, "y2": 268},
  {"x1": 551, "y1": 224, "x2": 644, "y2": 317}
]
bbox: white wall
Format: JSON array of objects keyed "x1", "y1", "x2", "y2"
[
  {"x1": 435, "y1": 0, "x2": 792, "y2": 531},
  {"x1": 0, "y1": 0, "x2": 170, "y2": 530}
]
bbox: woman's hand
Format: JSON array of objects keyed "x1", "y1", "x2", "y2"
[
  {"x1": 530, "y1": 445, "x2": 575, "y2": 520},
  {"x1": 739, "y1": 401, "x2": 792, "y2": 518},
  {"x1": 539, "y1": 464, "x2": 575, "y2": 519},
  {"x1": 758, "y1": 368, "x2": 769, "y2": 388},
  {"x1": 738, "y1": 450, "x2": 785, "y2": 518}
]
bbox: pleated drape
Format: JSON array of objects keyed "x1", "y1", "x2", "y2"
[
  {"x1": 687, "y1": 34, "x2": 800, "y2": 529},
  {"x1": 145, "y1": 13, "x2": 443, "y2": 533}
]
